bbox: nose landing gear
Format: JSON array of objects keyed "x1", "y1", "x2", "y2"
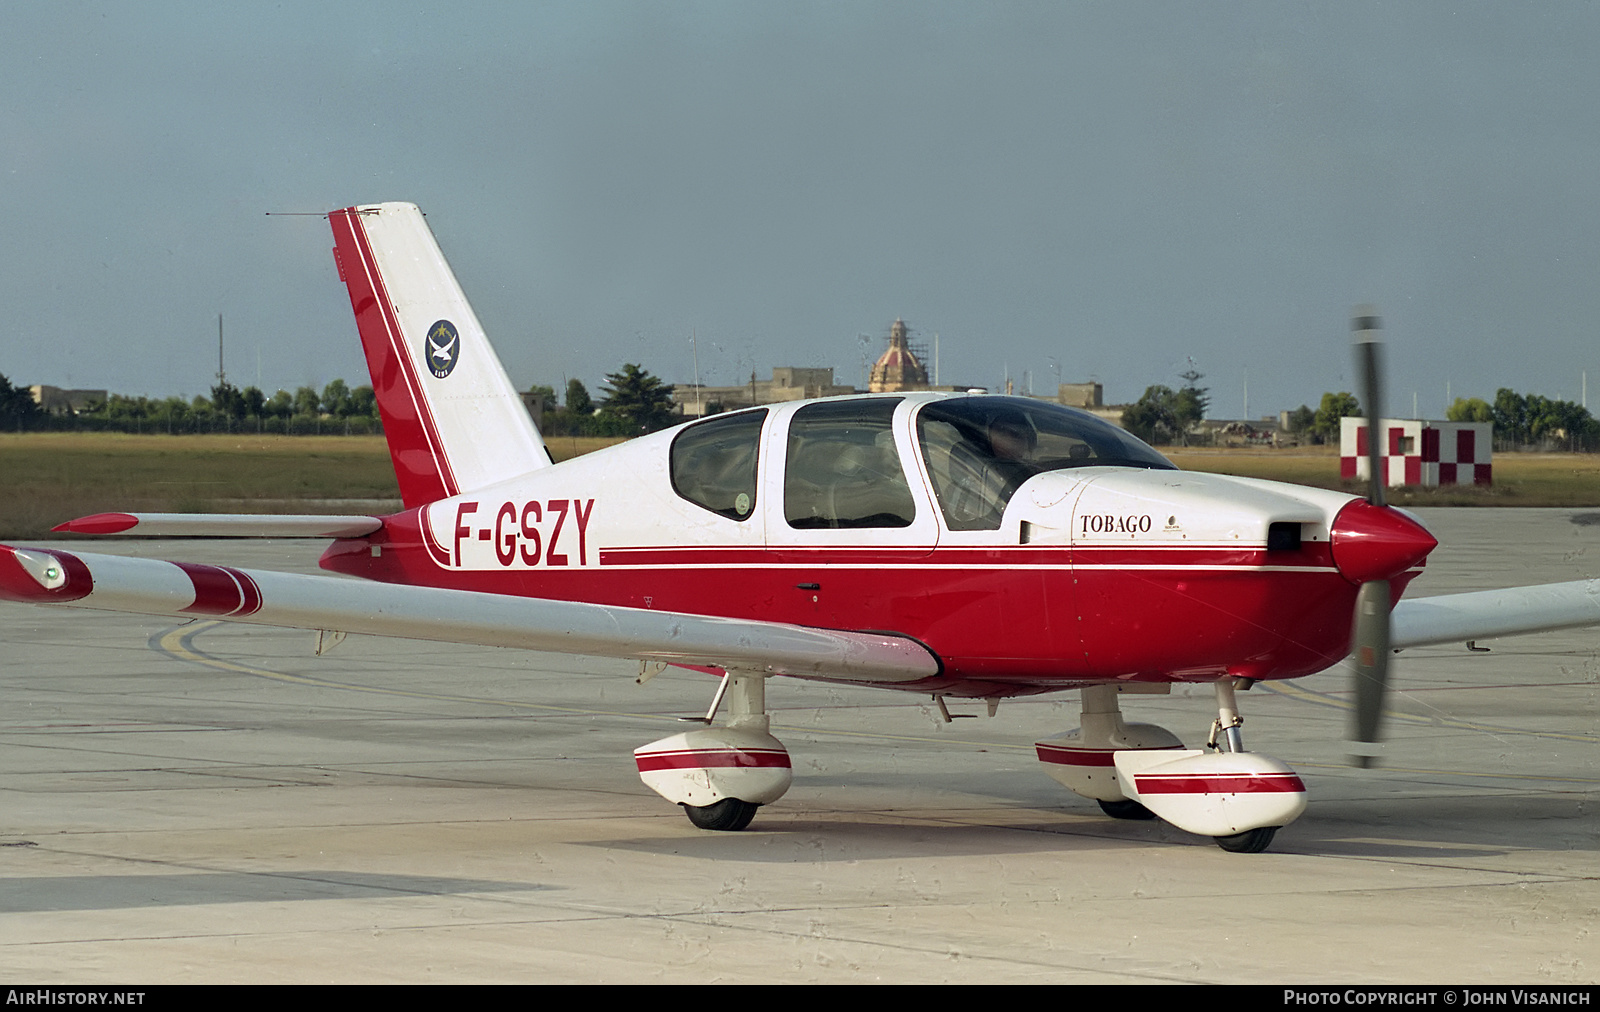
[{"x1": 1038, "y1": 680, "x2": 1306, "y2": 852}]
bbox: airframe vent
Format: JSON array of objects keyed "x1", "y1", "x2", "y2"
[{"x1": 1266, "y1": 522, "x2": 1303, "y2": 552}]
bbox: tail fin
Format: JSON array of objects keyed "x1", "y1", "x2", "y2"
[{"x1": 329, "y1": 202, "x2": 550, "y2": 508}]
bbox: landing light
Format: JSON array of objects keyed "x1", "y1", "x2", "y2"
[{"x1": 12, "y1": 549, "x2": 69, "y2": 591}]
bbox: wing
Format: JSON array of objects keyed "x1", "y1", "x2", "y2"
[
  {"x1": 1392, "y1": 578, "x2": 1600, "y2": 649},
  {"x1": 0, "y1": 544, "x2": 939, "y2": 684}
]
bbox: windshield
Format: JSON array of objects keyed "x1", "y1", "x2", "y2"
[{"x1": 916, "y1": 396, "x2": 1175, "y2": 531}]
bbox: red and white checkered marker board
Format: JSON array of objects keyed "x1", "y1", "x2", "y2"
[{"x1": 1341, "y1": 419, "x2": 1491, "y2": 487}]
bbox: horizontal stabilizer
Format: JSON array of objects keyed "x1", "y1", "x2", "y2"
[
  {"x1": 52, "y1": 513, "x2": 383, "y2": 538},
  {"x1": 1392, "y1": 579, "x2": 1600, "y2": 648},
  {"x1": 0, "y1": 544, "x2": 940, "y2": 684}
]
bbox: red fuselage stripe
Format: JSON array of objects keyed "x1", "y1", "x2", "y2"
[
  {"x1": 1036, "y1": 745, "x2": 1183, "y2": 766},
  {"x1": 635, "y1": 749, "x2": 793, "y2": 772},
  {"x1": 1134, "y1": 773, "x2": 1306, "y2": 794},
  {"x1": 597, "y1": 544, "x2": 1338, "y2": 570}
]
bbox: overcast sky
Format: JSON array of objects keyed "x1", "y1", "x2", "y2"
[{"x1": 5, "y1": 2, "x2": 1599, "y2": 420}]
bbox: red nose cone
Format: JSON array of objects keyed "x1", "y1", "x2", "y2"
[{"x1": 1330, "y1": 499, "x2": 1438, "y2": 585}]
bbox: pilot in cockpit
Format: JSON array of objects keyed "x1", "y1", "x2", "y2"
[{"x1": 985, "y1": 409, "x2": 1036, "y2": 463}]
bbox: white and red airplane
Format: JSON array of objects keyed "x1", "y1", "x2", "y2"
[{"x1": 4, "y1": 203, "x2": 1597, "y2": 852}]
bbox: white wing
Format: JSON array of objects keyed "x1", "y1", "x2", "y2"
[
  {"x1": 0, "y1": 544, "x2": 938, "y2": 684},
  {"x1": 1392, "y1": 579, "x2": 1600, "y2": 648}
]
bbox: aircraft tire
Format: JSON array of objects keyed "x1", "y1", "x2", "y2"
[
  {"x1": 683, "y1": 798, "x2": 759, "y2": 832},
  {"x1": 1213, "y1": 826, "x2": 1278, "y2": 853},
  {"x1": 1097, "y1": 798, "x2": 1157, "y2": 821}
]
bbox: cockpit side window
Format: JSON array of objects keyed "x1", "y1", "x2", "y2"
[
  {"x1": 670, "y1": 409, "x2": 767, "y2": 521},
  {"x1": 917, "y1": 397, "x2": 1175, "y2": 531},
  {"x1": 784, "y1": 399, "x2": 916, "y2": 529}
]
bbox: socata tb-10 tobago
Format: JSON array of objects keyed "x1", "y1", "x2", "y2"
[{"x1": 5, "y1": 203, "x2": 1598, "y2": 853}]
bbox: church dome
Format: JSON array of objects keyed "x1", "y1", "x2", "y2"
[{"x1": 868, "y1": 319, "x2": 929, "y2": 392}]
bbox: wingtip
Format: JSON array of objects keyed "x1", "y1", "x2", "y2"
[
  {"x1": 0, "y1": 545, "x2": 92, "y2": 602},
  {"x1": 52, "y1": 512, "x2": 139, "y2": 535}
]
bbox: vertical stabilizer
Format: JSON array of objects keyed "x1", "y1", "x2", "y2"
[{"x1": 329, "y1": 202, "x2": 550, "y2": 508}]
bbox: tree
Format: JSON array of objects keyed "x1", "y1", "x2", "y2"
[
  {"x1": 1122, "y1": 365, "x2": 1208, "y2": 446},
  {"x1": 1284, "y1": 405, "x2": 1316, "y2": 435},
  {"x1": 1475, "y1": 388, "x2": 1599, "y2": 449},
  {"x1": 1172, "y1": 386, "x2": 1207, "y2": 437},
  {"x1": 599, "y1": 364, "x2": 676, "y2": 433},
  {"x1": 0, "y1": 372, "x2": 40, "y2": 428},
  {"x1": 241, "y1": 386, "x2": 266, "y2": 419},
  {"x1": 1175, "y1": 364, "x2": 1209, "y2": 432},
  {"x1": 1447, "y1": 397, "x2": 1493, "y2": 423},
  {"x1": 566, "y1": 378, "x2": 592, "y2": 416},
  {"x1": 156, "y1": 396, "x2": 191, "y2": 432},
  {"x1": 1492, "y1": 388, "x2": 1528, "y2": 443},
  {"x1": 321, "y1": 378, "x2": 352, "y2": 417},
  {"x1": 210, "y1": 381, "x2": 247, "y2": 421},
  {"x1": 1310, "y1": 391, "x2": 1361, "y2": 444},
  {"x1": 1121, "y1": 386, "x2": 1182, "y2": 445},
  {"x1": 1523, "y1": 394, "x2": 1595, "y2": 447},
  {"x1": 350, "y1": 385, "x2": 378, "y2": 419}
]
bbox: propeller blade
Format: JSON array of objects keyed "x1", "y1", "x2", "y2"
[
  {"x1": 1349, "y1": 307, "x2": 1391, "y2": 767},
  {"x1": 1349, "y1": 578, "x2": 1391, "y2": 767},
  {"x1": 1352, "y1": 307, "x2": 1384, "y2": 507}
]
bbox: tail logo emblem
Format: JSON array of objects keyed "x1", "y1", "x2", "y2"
[{"x1": 426, "y1": 320, "x2": 461, "y2": 379}]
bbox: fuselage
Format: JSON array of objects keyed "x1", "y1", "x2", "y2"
[{"x1": 321, "y1": 393, "x2": 1431, "y2": 697}]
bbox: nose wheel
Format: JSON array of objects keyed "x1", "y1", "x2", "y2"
[
  {"x1": 1214, "y1": 826, "x2": 1278, "y2": 854},
  {"x1": 683, "y1": 797, "x2": 760, "y2": 832},
  {"x1": 1041, "y1": 681, "x2": 1306, "y2": 852}
]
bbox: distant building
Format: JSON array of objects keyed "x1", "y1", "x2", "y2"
[
  {"x1": 868, "y1": 319, "x2": 930, "y2": 393},
  {"x1": 1340, "y1": 418, "x2": 1493, "y2": 486},
  {"x1": 1197, "y1": 417, "x2": 1285, "y2": 447},
  {"x1": 675, "y1": 366, "x2": 857, "y2": 418},
  {"x1": 1056, "y1": 382, "x2": 1102, "y2": 408},
  {"x1": 519, "y1": 390, "x2": 545, "y2": 428},
  {"x1": 1033, "y1": 381, "x2": 1128, "y2": 429},
  {"x1": 29, "y1": 385, "x2": 106, "y2": 415}
]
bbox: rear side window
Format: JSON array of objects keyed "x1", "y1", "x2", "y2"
[
  {"x1": 785, "y1": 399, "x2": 915, "y2": 529},
  {"x1": 670, "y1": 410, "x2": 766, "y2": 520}
]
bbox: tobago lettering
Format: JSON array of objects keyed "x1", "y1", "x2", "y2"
[{"x1": 1080, "y1": 513, "x2": 1152, "y2": 535}]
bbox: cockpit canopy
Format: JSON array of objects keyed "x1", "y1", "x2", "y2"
[
  {"x1": 916, "y1": 396, "x2": 1175, "y2": 531},
  {"x1": 667, "y1": 394, "x2": 1175, "y2": 534}
]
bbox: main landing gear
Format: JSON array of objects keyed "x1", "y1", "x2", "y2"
[
  {"x1": 1036, "y1": 681, "x2": 1307, "y2": 853},
  {"x1": 633, "y1": 672, "x2": 790, "y2": 832}
]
